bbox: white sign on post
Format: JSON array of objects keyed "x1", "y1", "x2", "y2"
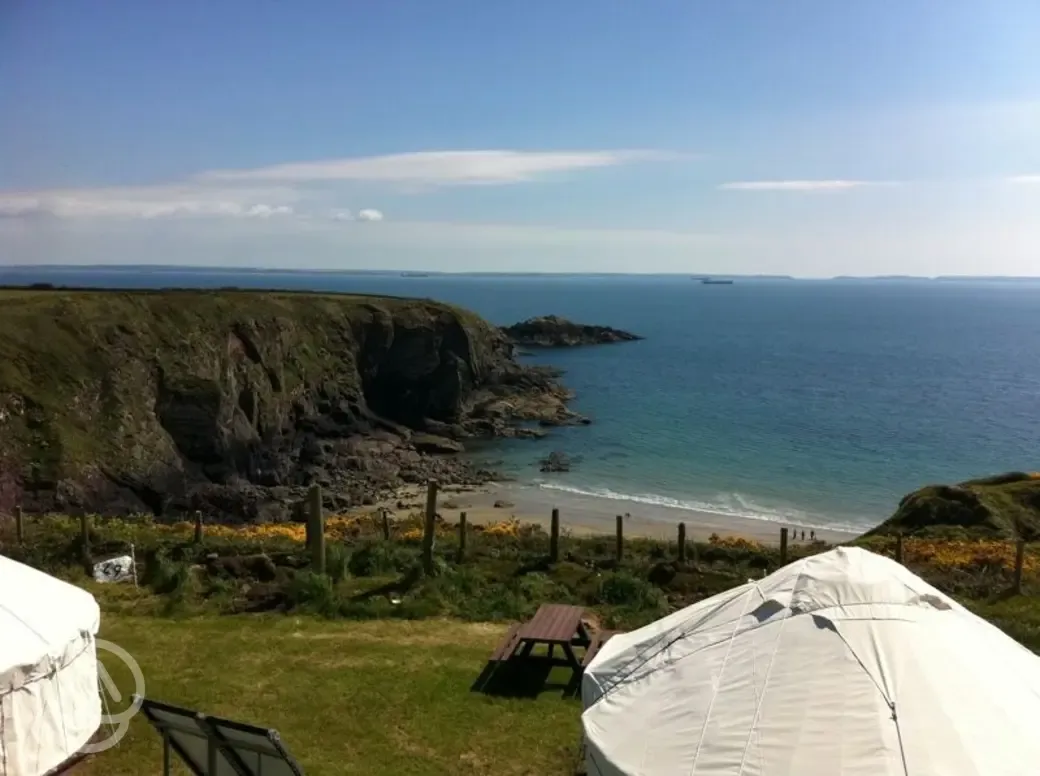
[{"x1": 93, "y1": 554, "x2": 136, "y2": 584}]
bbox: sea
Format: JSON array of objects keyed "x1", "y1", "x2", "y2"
[{"x1": 3, "y1": 265, "x2": 1040, "y2": 535}]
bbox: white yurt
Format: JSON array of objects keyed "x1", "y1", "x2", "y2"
[
  {"x1": 583, "y1": 546, "x2": 1040, "y2": 776},
  {"x1": 1, "y1": 554, "x2": 101, "y2": 776}
]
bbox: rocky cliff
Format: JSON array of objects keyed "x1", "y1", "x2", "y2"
[
  {"x1": 865, "y1": 472, "x2": 1040, "y2": 540},
  {"x1": 0, "y1": 289, "x2": 585, "y2": 519}
]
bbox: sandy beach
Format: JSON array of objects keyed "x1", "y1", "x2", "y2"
[{"x1": 368, "y1": 480, "x2": 863, "y2": 546}]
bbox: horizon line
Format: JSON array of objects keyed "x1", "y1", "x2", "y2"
[{"x1": 3, "y1": 264, "x2": 1040, "y2": 282}]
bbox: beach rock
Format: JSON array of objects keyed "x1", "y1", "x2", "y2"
[
  {"x1": 493, "y1": 499, "x2": 514, "y2": 509},
  {"x1": 421, "y1": 418, "x2": 467, "y2": 439},
  {"x1": 411, "y1": 433, "x2": 465, "y2": 454},
  {"x1": 501, "y1": 315, "x2": 643, "y2": 347},
  {"x1": 539, "y1": 451, "x2": 575, "y2": 473},
  {"x1": 514, "y1": 427, "x2": 549, "y2": 439}
]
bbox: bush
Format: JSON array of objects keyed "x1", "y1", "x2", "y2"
[
  {"x1": 287, "y1": 571, "x2": 340, "y2": 618},
  {"x1": 594, "y1": 570, "x2": 666, "y2": 609},
  {"x1": 326, "y1": 543, "x2": 350, "y2": 584},
  {"x1": 348, "y1": 540, "x2": 415, "y2": 577},
  {"x1": 141, "y1": 550, "x2": 192, "y2": 596}
]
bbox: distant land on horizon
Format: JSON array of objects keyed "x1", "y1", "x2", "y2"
[{"x1": 2, "y1": 265, "x2": 1040, "y2": 283}]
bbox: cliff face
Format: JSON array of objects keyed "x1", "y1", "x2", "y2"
[
  {"x1": 0, "y1": 289, "x2": 582, "y2": 518},
  {"x1": 865, "y1": 472, "x2": 1040, "y2": 541}
]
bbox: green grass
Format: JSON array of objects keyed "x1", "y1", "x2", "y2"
[
  {"x1": 76, "y1": 570, "x2": 1040, "y2": 776},
  {"x1": 10, "y1": 513, "x2": 1040, "y2": 773},
  {"x1": 86, "y1": 607, "x2": 581, "y2": 776}
]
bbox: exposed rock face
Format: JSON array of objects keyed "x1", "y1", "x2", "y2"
[
  {"x1": 864, "y1": 472, "x2": 1040, "y2": 541},
  {"x1": 501, "y1": 315, "x2": 643, "y2": 348},
  {"x1": 539, "y1": 451, "x2": 575, "y2": 473},
  {"x1": 0, "y1": 290, "x2": 588, "y2": 519}
]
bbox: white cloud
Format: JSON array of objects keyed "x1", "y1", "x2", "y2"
[
  {"x1": 0, "y1": 147, "x2": 668, "y2": 222},
  {"x1": 198, "y1": 149, "x2": 674, "y2": 186},
  {"x1": 0, "y1": 184, "x2": 301, "y2": 220},
  {"x1": 719, "y1": 180, "x2": 896, "y2": 191},
  {"x1": 1007, "y1": 175, "x2": 1040, "y2": 184}
]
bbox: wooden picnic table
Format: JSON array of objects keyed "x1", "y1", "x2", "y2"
[
  {"x1": 515, "y1": 603, "x2": 590, "y2": 671},
  {"x1": 481, "y1": 604, "x2": 619, "y2": 695}
]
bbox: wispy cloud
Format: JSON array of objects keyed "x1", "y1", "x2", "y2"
[
  {"x1": 719, "y1": 180, "x2": 898, "y2": 191},
  {"x1": 0, "y1": 184, "x2": 301, "y2": 220},
  {"x1": 0, "y1": 148, "x2": 679, "y2": 222},
  {"x1": 0, "y1": 184, "x2": 385, "y2": 222},
  {"x1": 198, "y1": 149, "x2": 675, "y2": 186},
  {"x1": 1007, "y1": 175, "x2": 1040, "y2": 184}
]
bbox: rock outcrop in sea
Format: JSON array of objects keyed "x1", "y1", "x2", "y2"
[
  {"x1": 0, "y1": 289, "x2": 589, "y2": 520},
  {"x1": 500, "y1": 315, "x2": 643, "y2": 347}
]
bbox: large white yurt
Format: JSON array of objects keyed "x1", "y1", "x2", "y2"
[
  {"x1": 582, "y1": 546, "x2": 1040, "y2": 776},
  {"x1": 1, "y1": 554, "x2": 101, "y2": 776}
]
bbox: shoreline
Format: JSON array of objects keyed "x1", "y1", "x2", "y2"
[{"x1": 365, "y1": 480, "x2": 864, "y2": 546}]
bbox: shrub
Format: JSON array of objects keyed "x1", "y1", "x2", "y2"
[
  {"x1": 287, "y1": 571, "x2": 340, "y2": 618},
  {"x1": 325, "y1": 543, "x2": 350, "y2": 584},
  {"x1": 594, "y1": 570, "x2": 666, "y2": 609},
  {"x1": 348, "y1": 540, "x2": 415, "y2": 577},
  {"x1": 141, "y1": 550, "x2": 192, "y2": 596}
]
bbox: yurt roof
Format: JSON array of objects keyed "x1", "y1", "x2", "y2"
[{"x1": 582, "y1": 547, "x2": 1040, "y2": 776}]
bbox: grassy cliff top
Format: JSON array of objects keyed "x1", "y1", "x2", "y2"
[
  {"x1": 0, "y1": 288, "x2": 502, "y2": 491},
  {"x1": 0, "y1": 286, "x2": 490, "y2": 403},
  {"x1": 867, "y1": 472, "x2": 1040, "y2": 540}
]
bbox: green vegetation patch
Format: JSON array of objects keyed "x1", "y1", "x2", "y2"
[{"x1": 867, "y1": 472, "x2": 1040, "y2": 540}]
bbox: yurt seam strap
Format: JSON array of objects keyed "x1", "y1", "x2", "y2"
[
  {"x1": 737, "y1": 612, "x2": 788, "y2": 776},
  {"x1": 686, "y1": 586, "x2": 757, "y2": 776}
]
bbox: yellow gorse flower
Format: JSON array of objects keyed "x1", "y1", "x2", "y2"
[{"x1": 901, "y1": 538, "x2": 1038, "y2": 573}]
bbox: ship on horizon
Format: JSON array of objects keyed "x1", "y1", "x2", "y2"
[{"x1": 699, "y1": 277, "x2": 735, "y2": 285}]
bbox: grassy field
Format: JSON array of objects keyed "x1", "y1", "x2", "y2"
[
  {"x1": 76, "y1": 586, "x2": 1040, "y2": 776},
  {"x1": 85, "y1": 602, "x2": 580, "y2": 776},
  {"x1": 8, "y1": 510, "x2": 1040, "y2": 774}
]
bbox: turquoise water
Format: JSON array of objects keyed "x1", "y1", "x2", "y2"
[{"x1": 4, "y1": 267, "x2": 1040, "y2": 532}]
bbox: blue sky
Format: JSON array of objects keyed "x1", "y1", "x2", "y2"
[{"x1": 2, "y1": 0, "x2": 1040, "y2": 276}]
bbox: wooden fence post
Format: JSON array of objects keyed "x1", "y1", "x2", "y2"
[
  {"x1": 193, "y1": 510, "x2": 203, "y2": 544},
  {"x1": 80, "y1": 513, "x2": 92, "y2": 576},
  {"x1": 381, "y1": 508, "x2": 391, "y2": 541},
  {"x1": 779, "y1": 527, "x2": 788, "y2": 565},
  {"x1": 615, "y1": 515, "x2": 624, "y2": 563},
  {"x1": 422, "y1": 480, "x2": 439, "y2": 575},
  {"x1": 549, "y1": 508, "x2": 560, "y2": 563},
  {"x1": 1014, "y1": 538, "x2": 1025, "y2": 594},
  {"x1": 677, "y1": 522, "x2": 687, "y2": 564},
  {"x1": 14, "y1": 505, "x2": 23, "y2": 545},
  {"x1": 895, "y1": 533, "x2": 904, "y2": 564},
  {"x1": 307, "y1": 484, "x2": 326, "y2": 575},
  {"x1": 458, "y1": 511, "x2": 468, "y2": 563}
]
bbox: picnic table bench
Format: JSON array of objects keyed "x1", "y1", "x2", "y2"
[{"x1": 481, "y1": 604, "x2": 620, "y2": 693}]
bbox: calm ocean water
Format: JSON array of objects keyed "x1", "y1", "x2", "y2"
[{"x1": 4, "y1": 266, "x2": 1040, "y2": 532}]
